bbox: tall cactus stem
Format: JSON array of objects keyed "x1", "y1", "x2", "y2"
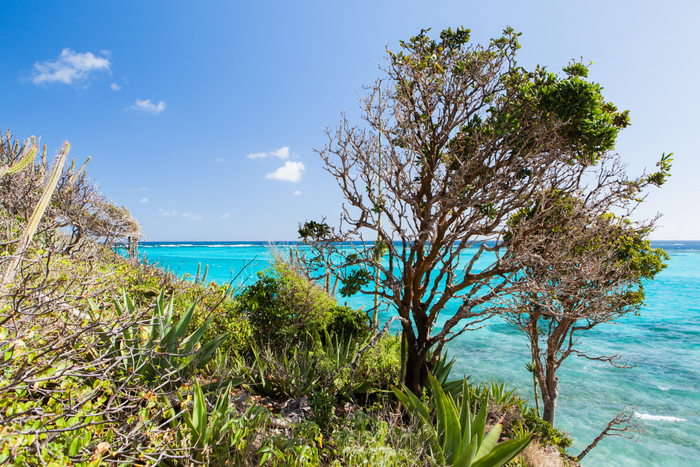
[{"x1": 2, "y1": 142, "x2": 70, "y2": 293}]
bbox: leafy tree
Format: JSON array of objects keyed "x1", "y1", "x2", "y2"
[
  {"x1": 502, "y1": 189, "x2": 669, "y2": 426},
  {"x1": 300, "y1": 26, "x2": 656, "y2": 396}
]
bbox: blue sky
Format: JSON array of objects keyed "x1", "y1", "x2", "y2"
[{"x1": 1, "y1": 0, "x2": 698, "y2": 240}]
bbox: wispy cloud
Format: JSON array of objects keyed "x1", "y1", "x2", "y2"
[
  {"x1": 31, "y1": 49, "x2": 111, "y2": 85},
  {"x1": 158, "y1": 209, "x2": 179, "y2": 216},
  {"x1": 294, "y1": 190, "x2": 302, "y2": 196},
  {"x1": 266, "y1": 161, "x2": 305, "y2": 183},
  {"x1": 111, "y1": 83, "x2": 121, "y2": 91},
  {"x1": 182, "y1": 212, "x2": 202, "y2": 221},
  {"x1": 140, "y1": 198, "x2": 148, "y2": 203},
  {"x1": 247, "y1": 146, "x2": 291, "y2": 159},
  {"x1": 128, "y1": 99, "x2": 166, "y2": 114},
  {"x1": 215, "y1": 157, "x2": 225, "y2": 163},
  {"x1": 246, "y1": 152, "x2": 268, "y2": 160},
  {"x1": 220, "y1": 213, "x2": 230, "y2": 218},
  {"x1": 132, "y1": 187, "x2": 148, "y2": 191}
]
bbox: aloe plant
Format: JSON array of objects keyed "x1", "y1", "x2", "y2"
[
  {"x1": 88, "y1": 290, "x2": 229, "y2": 385},
  {"x1": 392, "y1": 374, "x2": 532, "y2": 467}
]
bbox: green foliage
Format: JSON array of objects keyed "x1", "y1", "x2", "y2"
[
  {"x1": 298, "y1": 220, "x2": 331, "y2": 242},
  {"x1": 430, "y1": 350, "x2": 465, "y2": 396},
  {"x1": 309, "y1": 388, "x2": 336, "y2": 433},
  {"x1": 244, "y1": 341, "x2": 325, "y2": 398},
  {"x1": 88, "y1": 289, "x2": 229, "y2": 386},
  {"x1": 326, "y1": 304, "x2": 369, "y2": 339},
  {"x1": 240, "y1": 263, "x2": 368, "y2": 347},
  {"x1": 522, "y1": 410, "x2": 572, "y2": 452},
  {"x1": 392, "y1": 374, "x2": 533, "y2": 467},
  {"x1": 327, "y1": 411, "x2": 433, "y2": 466},
  {"x1": 338, "y1": 268, "x2": 372, "y2": 297},
  {"x1": 261, "y1": 422, "x2": 323, "y2": 467},
  {"x1": 353, "y1": 333, "x2": 402, "y2": 393},
  {"x1": 647, "y1": 152, "x2": 673, "y2": 186},
  {"x1": 241, "y1": 265, "x2": 334, "y2": 344},
  {"x1": 165, "y1": 380, "x2": 274, "y2": 465}
]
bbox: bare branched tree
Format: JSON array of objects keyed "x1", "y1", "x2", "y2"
[
  {"x1": 501, "y1": 159, "x2": 670, "y2": 426},
  {"x1": 299, "y1": 26, "x2": 644, "y2": 395},
  {"x1": 0, "y1": 130, "x2": 142, "y2": 257},
  {"x1": 577, "y1": 406, "x2": 646, "y2": 460}
]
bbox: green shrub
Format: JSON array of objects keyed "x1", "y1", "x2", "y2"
[
  {"x1": 327, "y1": 304, "x2": 369, "y2": 340},
  {"x1": 239, "y1": 263, "x2": 367, "y2": 347},
  {"x1": 522, "y1": 409, "x2": 572, "y2": 452},
  {"x1": 353, "y1": 333, "x2": 402, "y2": 392}
]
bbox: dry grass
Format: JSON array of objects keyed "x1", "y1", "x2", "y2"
[{"x1": 521, "y1": 440, "x2": 566, "y2": 467}]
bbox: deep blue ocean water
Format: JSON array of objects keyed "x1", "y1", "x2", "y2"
[{"x1": 139, "y1": 240, "x2": 700, "y2": 466}]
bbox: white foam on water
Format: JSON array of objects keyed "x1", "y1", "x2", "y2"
[
  {"x1": 204, "y1": 244, "x2": 254, "y2": 247},
  {"x1": 635, "y1": 412, "x2": 687, "y2": 422},
  {"x1": 657, "y1": 386, "x2": 670, "y2": 391},
  {"x1": 151, "y1": 244, "x2": 194, "y2": 247}
]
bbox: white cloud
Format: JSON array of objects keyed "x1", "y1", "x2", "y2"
[
  {"x1": 247, "y1": 146, "x2": 292, "y2": 159},
  {"x1": 220, "y1": 213, "x2": 230, "y2": 218},
  {"x1": 294, "y1": 190, "x2": 302, "y2": 196},
  {"x1": 246, "y1": 152, "x2": 268, "y2": 160},
  {"x1": 215, "y1": 157, "x2": 225, "y2": 163},
  {"x1": 140, "y1": 198, "x2": 148, "y2": 203},
  {"x1": 128, "y1": 99, "x2": 166, "y2": 114},
  {"x1": 111, "y1": 83, "x2": 121, "y2": 91},
  {"x1": 158, "y1": 209, "x2": 179, "y2": 216},
  {"x1": 182, "y1": 212, "x2": 202, "y2": 221},
  {"x1": 271, "y1": 147, "x2": 290, "y2": 159},
  {"x1": 266, "y1": 161, "x2": 305, "y2": 183},
  {"x1": 31, "y1": 49, "x2": 111, "y2": 85}
]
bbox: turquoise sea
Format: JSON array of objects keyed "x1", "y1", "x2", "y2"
[{"x1": 139, "y1": 241, "x2": 700, "y2": 466}]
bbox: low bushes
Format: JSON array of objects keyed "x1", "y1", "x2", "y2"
[{"x1": 239, "y1": 261, "x2": 369, "y2": 348}]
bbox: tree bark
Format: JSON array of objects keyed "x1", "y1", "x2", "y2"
[
  {"x1": 404, "y1": 342, "x2": 429, "y2": 397},
  {"x1": 541, "y1": 376, "x2": 558, "y2": 426}
]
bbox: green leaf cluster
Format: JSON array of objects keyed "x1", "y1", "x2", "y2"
[{"x1": 392, "y1": 374, "x2": 532, "y2": 467}]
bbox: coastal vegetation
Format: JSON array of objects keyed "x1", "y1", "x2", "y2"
[
  {"x1": 0, "y1": 25, "x2": 669, "y2": 466},
  {"x1": 0, "y1": 129, "x2": 567, "y2": 466}
]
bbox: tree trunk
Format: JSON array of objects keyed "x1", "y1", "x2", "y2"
[
  {"x1": 541, "y1": 376, "x2": 558, "y2": 426},
  {"x1": 404, "y1": 343, "x2": 429, "y2": 396}
]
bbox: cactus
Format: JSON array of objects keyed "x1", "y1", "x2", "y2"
[
  {"x1": 1, "y1": 141, "x2": 69, "y2": 291},
  {"x1": 0, "y1": 136, "x2": 37, "y2": 178}
]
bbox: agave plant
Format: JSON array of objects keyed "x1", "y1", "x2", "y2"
[
  {"x1": 392, "y1": 374, "x2": 532, "y2": 467},
  {"x1": 88, "y1": 290, "x2": 229, "y2": 386},
  {"x1": 166, "y1": 379, "x2": 272, "y2": 464},
  {"x1": 485, "y1": 379, "x2": 522, "y2": 410},
  {"x1": 430, "y1": 350, "x2": 464, "y2": 396}
]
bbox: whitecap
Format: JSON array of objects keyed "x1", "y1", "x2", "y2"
[
  {"x1": 635, "y1": 412, "x2": 686, "y2": 422},
  {"x1": 209, "y1": 244, "x2": 255, "y2": 248},
  {"x1": 657, "y1": 386, "x2": 670, "y2": 391}
]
